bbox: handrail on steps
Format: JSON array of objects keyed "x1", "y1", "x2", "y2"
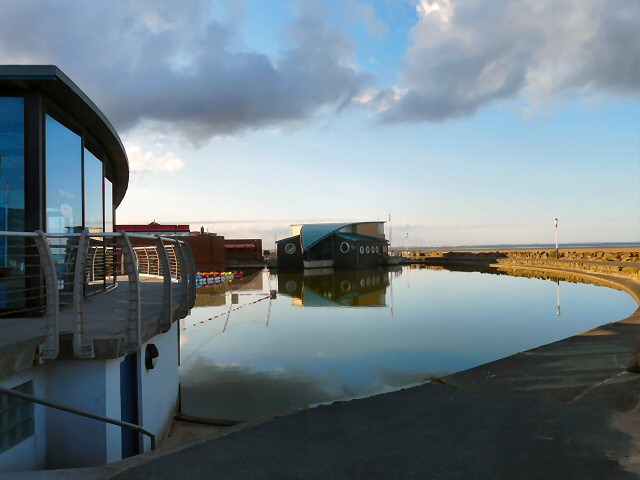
[{"x1": 0, "y1": 384, "x2": 156, "y2": 451}]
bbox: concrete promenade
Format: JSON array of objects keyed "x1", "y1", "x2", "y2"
[{"x1": 7, "y1": 262, "x2": 639, "y2": 479}]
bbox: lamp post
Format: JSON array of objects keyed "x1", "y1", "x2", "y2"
[{"x1": 555, "y1": 218, "x2": 559, "y2": 258}]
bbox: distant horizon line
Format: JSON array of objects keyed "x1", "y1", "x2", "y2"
[{"x1": 389, "y1": 241, "x2": 640, "y2": 251}]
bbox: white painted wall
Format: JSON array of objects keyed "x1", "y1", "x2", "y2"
[
  {"x1": 0, "y1": 370, "x2": 47, "y2": 473},
  {"x1": 44, "y1": 358, "x2": 121, "y2": 469},
  {"x1": 0, "y1": 322, "x2": 180, "y2": 471},
  {"x1": 138, "y1": 321, "x2": 179, "y2": 452},
  {"x1": 105, "y1": 358, "x2": 123, "y2": 464}
]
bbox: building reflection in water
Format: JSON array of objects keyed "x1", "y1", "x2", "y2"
[{"x1": 277, "y1": 269, "x2": 392, "y2": 308}]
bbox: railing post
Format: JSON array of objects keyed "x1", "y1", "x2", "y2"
[
  {"x1": 172, "y1": 241, "x2": 189, "y2": 318},
  {"x1": 154, "y1": 235, "x2": 173, "y2": 332},
  {"x1": 72, "y1": 230, "x2": 93, "y2": 358},
  {"x1": 118, "y1": 232, "x2": 141, "y2": 354},
  {"x1": 143, "y1": 247, "x2": 150, "y2": 275},
  {"x1": 182, "y1": 242, "x2": 196, "y2": 309},
  {"x1": 89, "y1": 243, "x2": 97, "y2": 283},
  {"x1": 153, "y1": 248, "x2": 160, "y2": 276},
  {"x1": 33, "y1": 231, "x2": 59, "y2": 362}
]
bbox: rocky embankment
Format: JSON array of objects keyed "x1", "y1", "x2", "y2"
[{"x1": 406, "y1": 248, "x2": 640, "y2": 280}]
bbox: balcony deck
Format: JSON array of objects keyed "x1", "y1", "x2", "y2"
[
  {"x1": 0, "y1": 276, "x2": 190, "y2": 379},
  {"x1": 0, "y1": 230, "x2": 196, "y2": 380}
]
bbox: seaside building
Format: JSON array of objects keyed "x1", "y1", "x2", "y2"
[
  {"x1": 117, "y1": 223, "x2": 264, "y2": 270},
  {"x1": 224, "y1": 238, "x2": 263, "y2": 267},
  {"x1": 116, "y1": 222, "x2": 190, "y2": 236},
  {"x1": 0, "y1": 65, "x2": 195, "y2": 472},
  {"x1": 276, "y1": 222, "x2": 390, "y2": 269}
]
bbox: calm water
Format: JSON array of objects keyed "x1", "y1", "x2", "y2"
[{"x1": 179, "y1": 267, "x2": 637, "y2": 422}]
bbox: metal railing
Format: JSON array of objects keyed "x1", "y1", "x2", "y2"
[
  {"x1": 0, "y1": 384, "x2": 156, "y2": 450},
  {"x1": 0, "y1": 229, "x2": 195, "y2": 362}
]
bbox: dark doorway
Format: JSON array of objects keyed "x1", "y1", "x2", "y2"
[{"x1": 120, "y1": 352, "x2": 140, "y2": 458}]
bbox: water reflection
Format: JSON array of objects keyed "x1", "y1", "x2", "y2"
[
  {"x1": 179, "y1": 267, "x2": 636, "y2": 422},
  {"x1": 557, "y1": 279, "x2": 561, "y2": 316},
  {"x1": 278, "y1": 269, "x2": 391, "y2": 307}
]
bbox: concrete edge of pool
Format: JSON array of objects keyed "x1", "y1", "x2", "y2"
[{"x1": 7, "y1": 264, "x2": 640, "y2": 479}]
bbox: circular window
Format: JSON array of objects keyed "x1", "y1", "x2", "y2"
[
  {"x1": 285, "y1": 243, "x2": 296, "y2": 254},
  {"x1": 340, "y1": 242, "x2": 350, "y2": 254},
  {"x1": 285, "y1": 280, "x2": 297, "y2": 292},
  {"x1": 365, "y1": 246, "x2": 370, "y2": 254},
  {"x1": 366, "y1": 277, "x2": 371, "y2": 286},
  {"x1": 340, "y1": 280, "x2": 351, "y2": 292},
  {"x1": 359, "y1": 246, "x2": 364, "y2": 254},
  {"x1": 375, "y1": 246, "x2": 380, "y2": 254}
]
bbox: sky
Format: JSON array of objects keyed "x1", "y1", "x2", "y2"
[{"x1": 1, "y1": 0, "x2": 638, "y2": 247}]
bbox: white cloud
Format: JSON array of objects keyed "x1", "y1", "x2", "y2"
[
  {"x1": 379, "y1": 0, "x2": 640, "y2": 123},
  {"x1": 353, "y1": 87, "x2": 407, "y2": 111},
  {"x1": 416, "y1": 0, "x2": 453, "y2": 24},
  {"x1": 0, "y1": 0, "x2": 635, "y2": 133},
  {"x1": 0, "y1": 0, "x2": 371, "y2": 143},
  {"x1": 126, "y1": 145, "x2": 186, "y2": 173}
]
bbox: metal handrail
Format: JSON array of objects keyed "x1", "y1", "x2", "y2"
[
  {"x1": 0, "y1": 229, "x2": 195, "y2": 361},
  {"x1": 0, "y1": 385, "x2": 156, "y2": 450}
]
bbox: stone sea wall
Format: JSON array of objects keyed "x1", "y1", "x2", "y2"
[{"x1": 404, "y1": 248, "x2": 640, "y2": 281}]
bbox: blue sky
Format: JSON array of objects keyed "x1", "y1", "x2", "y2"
[{"x1": 1, "y1": 0, "x2": 638, "y2": 247}]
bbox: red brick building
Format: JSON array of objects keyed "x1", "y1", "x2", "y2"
[{"x1": 115, "y1": 223, "x2": 263, "y2": 270}]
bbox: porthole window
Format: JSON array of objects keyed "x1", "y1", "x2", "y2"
[
  {"x1": 340, "y1": 242, "x2": 350, "y2": 254},
  {"x1": 375, "y1": 246, "x2": 380, "y2": 254},
  {"x1": 359, "y1": 246, "x2": 364, "y2": 254},
  {"x1": 366, "y1": 246, "x2": 370, "y2": 254},
  {"x1": 383, "y1": 246, "x2": 388, "y2": 253},
  {"x1": 285, "y1": 243, "x2": 296, "y2": 255},
  {"x1": 340, "y1": 280, "x2": 351, "y2": 292}
]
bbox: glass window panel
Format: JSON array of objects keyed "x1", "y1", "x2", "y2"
[
  {"x1": 104, "y1": 179, "x2": 115, "y2": 285},
  {"x1": 84, "y1": 149, "x2": 103, "y2": 233},
  {"x1": 0, "y1": 97, "x2": 25, "y2": 312},
  {"x1": 105, "y1": 179, "x2": 113, "y2": 233},
  {"x1": 46, "y1": 115, "x2": 82, "y2": 234},
  {"x1": 0, "y1": 381, "x2": 34, "y2": 453},
  {"x1": 84, "y1": 149, "x2": 105, "y2": 292},
  {"x1": 46, "y1": 115, "x2": 82, "y2": 302}
]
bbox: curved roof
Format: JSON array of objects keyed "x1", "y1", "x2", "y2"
[
  {"x1": 0, "y1": 65, "x2": 129, "y2": 206},
  {"x1": 299, "y1": 222, "x2": 384, "y2": 251}
]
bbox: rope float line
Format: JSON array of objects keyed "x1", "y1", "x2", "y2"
[{"x1": 182, "y1": 293, "x2": 274, "y2": 330}]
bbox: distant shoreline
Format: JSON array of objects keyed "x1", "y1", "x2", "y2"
[{"x1": 391, "y1": 242, "x2": 640, "y2": 252}]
